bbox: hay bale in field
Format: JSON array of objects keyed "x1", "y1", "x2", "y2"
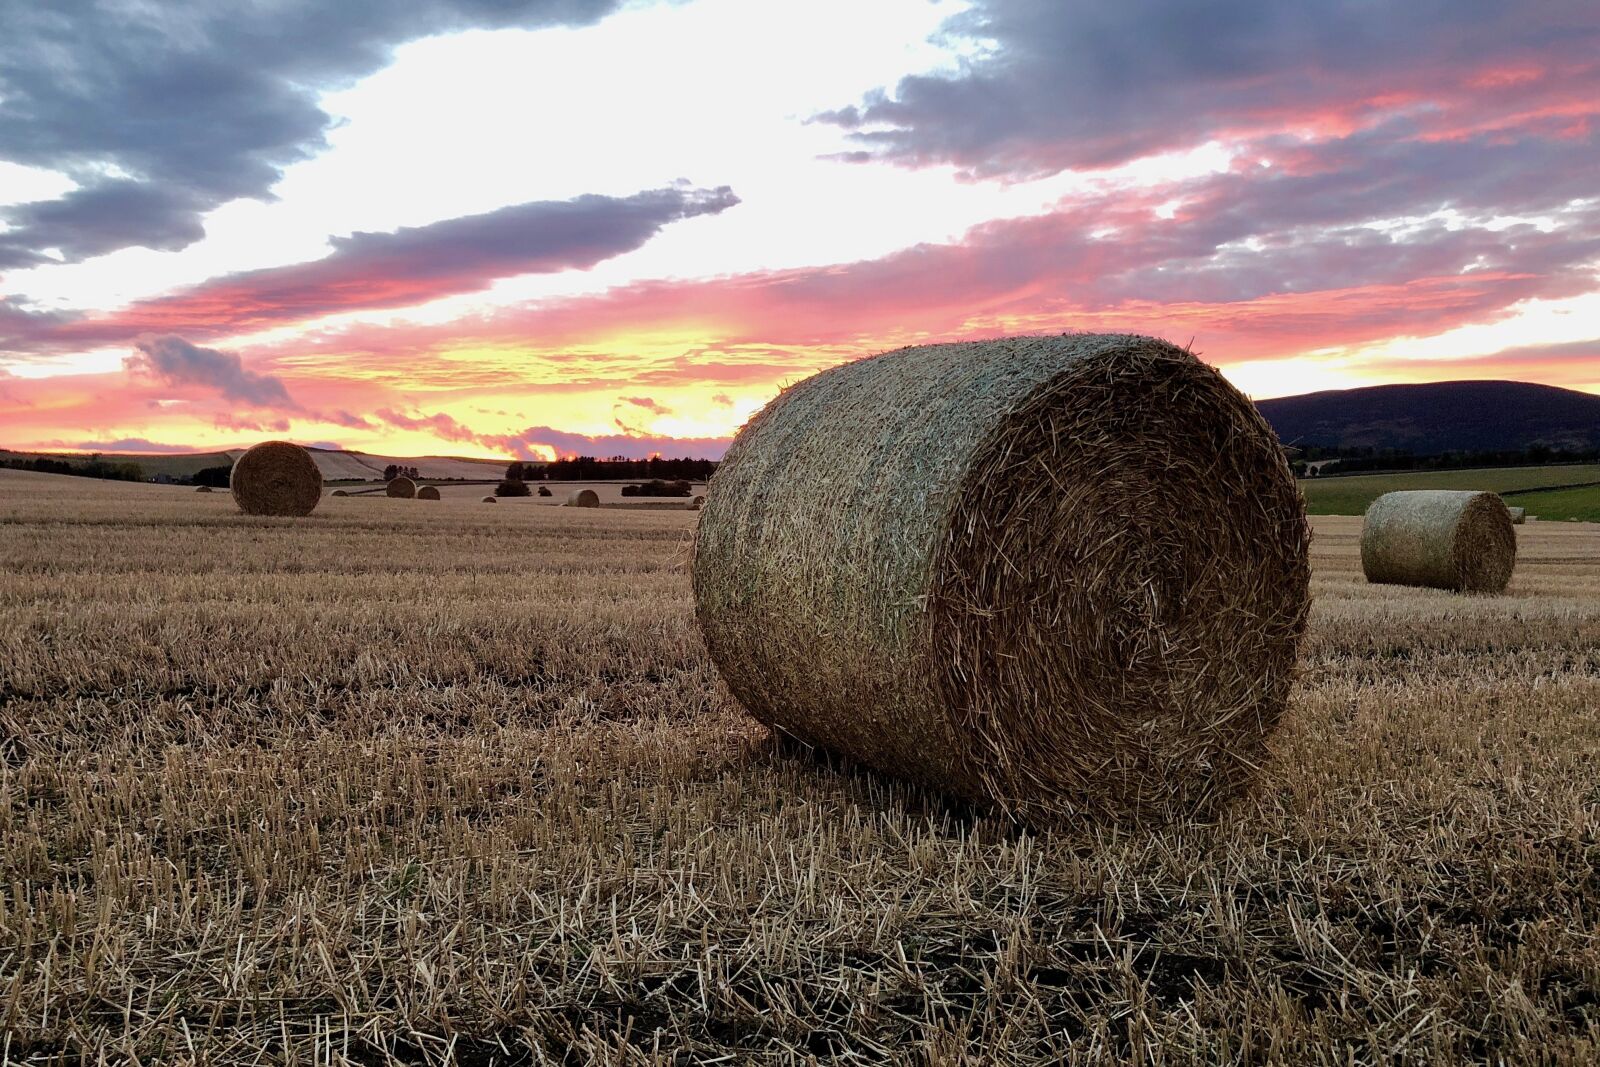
[
  {"x1": 567, "y1": 489, "x2": 599, "y2": 508},
  {"x1": 417, "y1": 485, "x2": 441, "y2": 500},
  {"x1": 482, "y1": 495, "x2": 497, "y2": 503},
  {"x1": 230, "y1": 441, "x2": 322, "y2": 517},
  {"x1": 1361, "y1": 490, "x2": 1515, "y2": 593},
  {"x1": 330, "y1": 489, "x2": 349, "y2": 497},
  {"x1": 693, "y1": 333, "x2": 1310, "y2": 824},
  {"x1": 1507, "y1": 505, "x2": 1526, "y2": 524},
  {"x1": 195, "y1": 485, "x2": 213, "y2": 493},
  {"x1": 688, "y1": 494, "x2": 706, "y2": 511},
  {"x1": 387, "y1": 476, "x2": 417, "y2": 498}
]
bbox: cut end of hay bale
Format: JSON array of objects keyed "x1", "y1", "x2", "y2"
[
  {"x1": 1361, "y1": 490, "x2": 1516, "y2": 593},
  {"x1": 692, "y1": 333, "x2": 1310, "y2": 825},
  {"x1": 230, "y1": 441, "x2": 322, "y2": 517},
  {"x1": 567, "y1": 489, "x2": 600, "y2": 508},
  {"x1": 416, "y1": 485, "x2": 441, "y2": 500},
  {"x1": 386, "y1": 476, "x2": 416, "y2": 498}
]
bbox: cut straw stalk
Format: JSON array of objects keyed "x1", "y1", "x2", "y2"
[
  {"x1": 693, "y1": 333, "x2": 1310, "y2": 824},
  {"x1": 1361, "y1": 490, "x2": 1516, "y2": 593}
]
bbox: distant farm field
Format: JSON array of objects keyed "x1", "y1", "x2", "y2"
[
  {"x1": 3, "y1": 467, "x2": 1599, "y2": 1063},
  {"x1": 1300, "y1": 462, "x2": 1600, "y2": 518}
]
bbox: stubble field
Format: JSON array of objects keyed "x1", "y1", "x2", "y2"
[{"x1": 2, "y1": 467, "x2": 1599, "y2": 1064}]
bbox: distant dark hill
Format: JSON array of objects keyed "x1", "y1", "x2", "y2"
[{"x1": 1256, "y1": 380, "x2": 1600, "y2": 454}]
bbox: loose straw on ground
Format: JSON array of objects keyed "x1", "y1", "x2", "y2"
[
  {"x1": 230, "y1": 441, "x2": 322, "y2": 517},
  {"x1": 693, "y1": 333, "x2": 1310, "y2": 824},
  {"x1": 1361, "y1": 490, "x2": 1516, "y2": 593}
]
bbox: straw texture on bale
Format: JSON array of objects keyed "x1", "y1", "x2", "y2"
[
  {"x1": 386, "y1": 477, "x2": 416, "y2": 498},
  {"x1": 1361, "y1": 490, "x2": 1515, "y2": 593},
  {"x1": 694, "y1": 334, "x2": 1310, "y2": 823},
  {"x1": 416, "y1": 485, "x2": 441, "y2": 500},
  {"x1": 229, "y1": 441, "x2": 322, "y2": 517},
  {"x1": 1507, "y1": 505, "x2": 1526, "y2": 524},
  {"x1": 567, "y1": 489, "x2": 599, "y2": 508}
]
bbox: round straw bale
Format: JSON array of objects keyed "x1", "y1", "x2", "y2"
[
  {"x1": 386, "y1": 476, "x2": 416, "y2": 498},
  {"x1": 1361, "y1": 490, "x2": 1515, "y2": 593},
  {"x1": 417, "y1": 485, "x2": 441, "y2": 500},
  {"x1": 330, "y1": 489, "x2": 349, "y2": 497},
  {"x1": 195, "y1": 485, "x2": 213, "y2": 493},
  {"x1": 230, "y1": 441, "x2": 322, "y2": 517},
  {"x1": 1506, "y1": 505, "x2": 1526, "y2": 524},
  {"x1": 688, "y1": 494, "x2": 706, "y2": 511},
  {"x1": 693, "y1": 334, "x2": 1310, "y2": 823},
  {"x1": 567, "y1": 489, "x2": 599, "y2": 508},
  {"x1": 482, "y1": 495, "x2": 497, "y2": 503}
]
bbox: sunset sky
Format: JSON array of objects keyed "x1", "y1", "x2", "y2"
[{"x1": 2, "y1": 0, "x2": 1597, "y2": 460}]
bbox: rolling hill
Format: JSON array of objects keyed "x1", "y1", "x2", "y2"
[
  {"x1": 1, "y1": 446, "x2": 511, "y2": 482},
  {"x1": 1256, "y1": 380, "x2": 1600, "y2": 454}
]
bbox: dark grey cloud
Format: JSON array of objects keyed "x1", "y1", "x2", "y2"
[
  {"x1": 818, "y1": 0, "x2": 1600, "y2": 178},
  {"x1": 0, "y1": 0, "x2": 626, "y2": 268},
  {"x1": 127, "y1": 334, "x2": 298, "y2": 408},
  {"x1": 1, "y1": 185, "x2": 738, "y2": 355}
]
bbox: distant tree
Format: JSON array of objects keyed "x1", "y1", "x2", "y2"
[
  {"x1": 383, "y1": 464, "x2": 399, "y2": 481},
  {"x1": 505, "y1": 461, "x2": 527, "y2": 481},
  {"x1": 194, "y1": 465, "x2": 231, "y2": 488},
  {"x1": 495, "y1": 478, "x2": 532, "y2": 497}
]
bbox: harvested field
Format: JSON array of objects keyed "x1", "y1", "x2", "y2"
[{"x1": 3, "y1": 466, "x2": 1599, "y2": 1063}]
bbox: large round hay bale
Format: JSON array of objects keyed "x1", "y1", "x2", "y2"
[
  {"x1": 1361, "y1": 490, "x2": 1515, "y2": 593},
  {"x1": 567, "y1": 489, "x2": 599, "y2": 508},
  {"x1": 330, "y1": 489, "x2": 349, "y2": 497},
  {"x1": 688, "y1": 494, "x2": 706, "y2": 511},
  {"x1": 1506, "y1": 505, "x2": 1526, "y2": 524},
  {"x1": 417, "y1": 485, "x2": 441, "y2": 500},
  {"x1": 230, "y1": 441, "x2": 322, "y2": 517},
  {"x1": 195, "y1": 485, "x2": 213, "y2": 493},
  {"x1": 386, "y1": 476, "x2": 416, "y2": 498},
  {"x1": 482, "y1": 495, "x2": 497, "y2": 503},
  {"x1": 694, "y1": 334, "x2": 1310, "y2": 823}
]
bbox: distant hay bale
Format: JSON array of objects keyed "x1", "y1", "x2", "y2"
[
  {"x1": 1507, "y1": 505, "x2": 1526, "y2": 524},
  {"x1": 230, "y1": 441, "x2": 322, "y2": 517},
  {"x1": 387, "y1": 476, "x2": 416, "y2": 498},
  {"x1": 195, "y1": 485, "x2": 213, "y2": 493},
  {"x1": 693, "y1": 334, "x2": 1310, "y2": 823},
  {"x1": 1361, "y1": 490, "x2": 1516, "y2": 593},
  {"x1": 567, "y1": 489, "x2": 599, "y2": 508},
  {"x1": 482, "y1": 495, "x2": 497, "y2": 503},
  {"x1": 330, "y1": 489, "x2": 349, "y2": 497},
  {"x1": 688, "y1": 494, "x2": 706, "y2": 511},
  {"x1": 417, "y1": 485, "x2": 441, "y2": 500}
]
